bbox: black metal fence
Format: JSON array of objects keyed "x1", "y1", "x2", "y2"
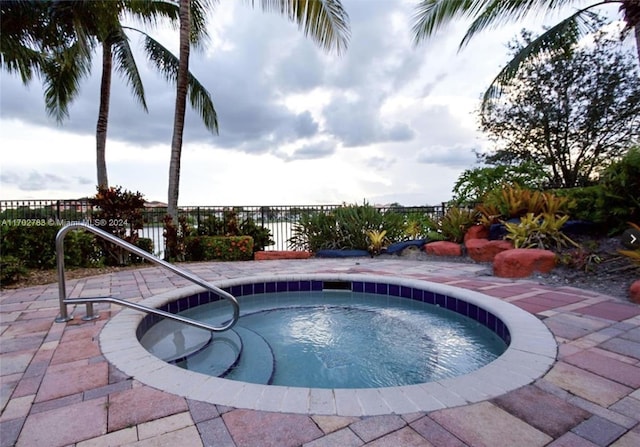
[{"x1": 0, "y1": 199, "x2": 447, "y2": 258}]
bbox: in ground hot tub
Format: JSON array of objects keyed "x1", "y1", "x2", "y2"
[{"x1": 101, "y1": 274, "x2": 557, "y2": 416}]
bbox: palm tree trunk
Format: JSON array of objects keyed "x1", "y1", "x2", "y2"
[
  {"x1": 167, "y1": 0, "x2": 190, "y2": 221},
  {"x1": 96, "y1": 41, "x2": 112, "y2": 190}
]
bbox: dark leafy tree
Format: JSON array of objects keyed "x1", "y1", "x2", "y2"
[{"x1": 479, "y1": 19, "x2": 640, "y2": 188}]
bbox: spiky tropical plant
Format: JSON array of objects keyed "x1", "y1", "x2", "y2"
[
  {"x1": 504, "y1": 213, "x2": 580, "y2": 251},
  {"x1": 367, "y1": 229, "x2": 388, "y2": 256}
]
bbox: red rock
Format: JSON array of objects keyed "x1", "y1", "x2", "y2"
[
  {"x1": 254, "y1": 251, "x2": 311, "y2": 260},
  {"x1": 630, "y1": 280, "x2": 640, "y2": 304},
  {"x1": 493, "y1": 248, "x2": 556, "y2": 278},
  {"x1": 466, "y1": 239, "x2": 514, "y2": 263},
  {"x1": 464, "y1": 225, "x2": 490, "y2": 242},
  {"x1": 424, "y1": 241, "x2": 462, "y2": 257}
]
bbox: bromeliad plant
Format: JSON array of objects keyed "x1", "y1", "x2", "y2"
[
  {"x1": 422, "y1": 208, "x2": 479, "y2": 243},
  {"x1": 404, "y1": 219, "x2": 423, "y2": 239},
  {"x1": 367, "y1": 229, "x2": 388, "y2": 256},
  {"x1": 504, "y1": 213, "x2": 580, "y2": 251},
  {"x1": 403, "y1": 215, "x2": 441, "y2": 240},
  {"x1": 477, "y1": 184, "x2": 572, "y2": 226}
]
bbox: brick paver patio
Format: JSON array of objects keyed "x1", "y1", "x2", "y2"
[{"x1": 1, "y1": 258, "x2": 639, "y2": 446}]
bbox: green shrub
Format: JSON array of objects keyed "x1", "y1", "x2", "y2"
[
  {"x1": 330, "y1": 203, "x2": 385, "y2": 250},
  {"x1": 197, "y1": 215, "x2": 225, "y2": 236},
  {"x1": 64, "y1": 230, "x2": 103, "y2": 267},
  {"x1": 288, "y1": 202, "x2": 406, "y2": 252},
  {"x1": 380, "y1": 210, "x2": 407, "y2": 242},
  {"x1": 185, "y1": 236, "x2": 253, "y2": 261},
  {"x1": 239, "y1": 219, "x2": 274, "y2": 253},
  {"x1": 289, "y1": 203, "x2": 418, "y2": 251},
  {"x1": 131, "y1": 237, "x2": 154, "y2": 264},
  {"x1": 288, "y1": 211, "x2": 338, "y2": 252},
  {"x1": 599, "y1": 146, "x2": 640, "y2": 233},
  {"x1": 420, "y1": 208, "x2": 478, "y2": 243},
  {"x1": 403, "y1": 214, "x2": 442, "y2": 240},
  {"x1": 1, "y1": 224, "x2": 59, "y2": 269},
  {"x1": 196, "y1": 210, "x2": 274, "y2": 253},
  {"x1": 555, "y1": 186, "x2": 606, "y2": 224},
  {"x1": 440, "y1": 208, "x2": 479, "y2": 243},
  {"x1": 451, "y1": 163, "x2": 548, "y2": 206},
  {"x1": 0, "y1": 224, "x2": 102, "y2": 269},
  {"x1": 554, "y1": 147, "x2": 640, "y2": 234},
  {"x1": 0, "y1": 255, "x2": 27, "y2": 285}
]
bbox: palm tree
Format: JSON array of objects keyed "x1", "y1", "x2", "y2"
[
  {"x1": 411, "y1": 0, "x2": 640, "y2": 107},
  {"x1": 1, "y1": 0, "x2": 216, "y2": 189},
  {"x1": 167, "y1": 0, "x2": 351, "y2": 220}
]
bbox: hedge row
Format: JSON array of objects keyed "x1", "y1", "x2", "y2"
[{"x1": 185, "y1": 236, "x2": 254, "y2": 262}]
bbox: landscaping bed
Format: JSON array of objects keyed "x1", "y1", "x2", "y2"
[{"x1": 5, "y1": 240, "x2": 636, "y2": 302}]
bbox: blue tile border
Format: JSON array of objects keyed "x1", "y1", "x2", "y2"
[{"x1": 138, "y1": 279, "x2": 512, "y2": 345}]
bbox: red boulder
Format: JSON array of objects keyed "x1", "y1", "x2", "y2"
[
  {"x1": 630, "y1": 280, "x2": 640, "y2": 304},
  {"x1": 493, "y1": 248, "x2": 556, "y2": 278},
  {"x1": 424, "y1": 241, "x2": 462, "y2": 257},
  {"x1": 466, "y1": 239, "x2": 514, "y2": 263},
  {"x1": 464, "y1": 225, "x2": 490, "y2": 242}
]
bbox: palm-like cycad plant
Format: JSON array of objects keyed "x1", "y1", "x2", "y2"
[{"x1": 412, "y1": 0, "x2": 640, "y2": 108}]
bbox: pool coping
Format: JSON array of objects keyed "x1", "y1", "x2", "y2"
[{"x1": 100, "y1": 273, "x2": 558, "y2": 417}]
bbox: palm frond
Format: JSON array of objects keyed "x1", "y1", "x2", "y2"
[
  {"x1": 190, "y1": 0, "x2": 215, "y2": 49},
  {"x1": 125, "y1": 0, "x2": 180, "y2": 26},
  {"x1": 251, "y1": 0, "x2": 350, "y2": 54},
  {"x1": 42, "y1": 39, "x2": 94, "y2": 122},
  {"x1": 187, "y1": 72, "x2": 218, "y2": 133},
  {"x1": 412, "y1": 0, "x2": 478, "y2": 45},
  {"x1": 0, "y1": 0, "x2": 46, "y2": 82},
  {"x1": 138, "y1": 30, "x2": 218, "y2": 133},
  {"x1": 481, "y1": 8, "x2": 600, "y2": 112},
  {"x1": 460, "y1": 0, "x2": 590, "y2": 47},
  {"x1": 412, "y1": 0, "x2": 597, "y2": 46},
  {"x1": 110, "y1": 25, "x2": 148, "y2": 112},
  {"x1": 0, "y1": 39, "x2": 43, "y2": 83}
]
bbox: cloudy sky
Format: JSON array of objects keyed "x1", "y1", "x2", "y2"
[{"x1": 0, "y1": 0, "x2": 625, "y2": 206}]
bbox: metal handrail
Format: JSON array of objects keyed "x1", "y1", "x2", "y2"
[{"x1": 54, "y1": 222, "x2": 239, "y2": 332}]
